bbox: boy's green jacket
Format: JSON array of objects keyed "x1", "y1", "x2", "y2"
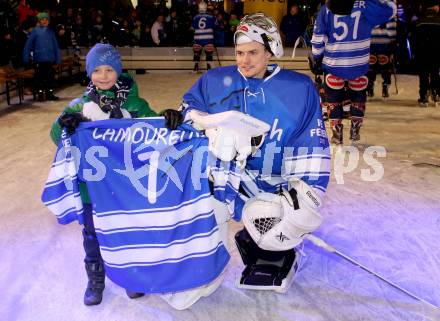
[{"x1": 50, "y1": 73, "x2": 158, "y2": 204}]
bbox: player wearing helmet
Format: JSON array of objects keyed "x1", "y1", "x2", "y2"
[
  {"x1": 164, "y1": 12, "x2": 330, "y2": 293},
  {"x1": 311, "y1": 0, "x2": 397, "y2": 143},
  {"x1": 192, "y1": 1, "x2": 216, "y2": 72}
]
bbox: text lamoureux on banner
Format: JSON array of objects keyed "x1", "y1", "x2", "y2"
[{"x1": 41, "y1": 118, "x2": 241, "y2": 293}]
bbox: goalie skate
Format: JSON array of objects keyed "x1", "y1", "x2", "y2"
[
  {"x1": 235, "y1": 248, "x2": 301, "y2": 293},
  {"x1": 234, "y1": 229, "x2": 302, "y2": 293}
]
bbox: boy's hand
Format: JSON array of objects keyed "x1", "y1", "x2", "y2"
[
  {"x1": 163, "y1": 109, "x2": 183, "y2": 130},
  {"x1": 58, "y1": 113, "x2": 87, "y2": 135}
]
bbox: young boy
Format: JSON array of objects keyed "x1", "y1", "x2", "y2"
[
  {"x1": 50, "y1": 43, "x2": 157, "y2": 306},
  {"x1": 22, "y1": 12, "x2": 60, "y2": 101}
]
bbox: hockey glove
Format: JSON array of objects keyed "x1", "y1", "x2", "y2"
[
  {"x1": 162, "y1": 109, "x2": 183, "y2": 130},
  {"x1": 58, "y1": 112, "x2": 87, "y2": 135},
  {"x1": 109, "y1": 107, "x2": 124, "y2": 119},
  {"x1": 308, "y1": 54, "x2": 323, "y2": 75}
]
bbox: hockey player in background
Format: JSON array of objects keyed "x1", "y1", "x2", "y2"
[
  {"x1": 311, "y1": 0, "x2": 396, "y2": 144},
  {"x1": 192, "y1": 1, "x2": 216, "y2": 72},
  {"x1": 413, "y1": 0, "x2": 440, "y2": 107},
  {"x1": 367, "y1": 15, "x2": 397, "y2": 99},
  {"x1": 164, "y1": 13, "x2": 330, "y2": 294}
]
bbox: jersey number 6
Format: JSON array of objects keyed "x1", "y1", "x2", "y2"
[{"x1": 198, "y1": 17, "x2": 207, "y2": 29}]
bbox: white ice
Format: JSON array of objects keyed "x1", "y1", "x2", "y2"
[{"x1": 0, "y1": 72, "x2": 439, "y2": 321}]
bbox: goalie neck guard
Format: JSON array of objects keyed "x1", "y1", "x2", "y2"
[{"x1": 234, "y1": 13, "x2": 284, "y2": 58}]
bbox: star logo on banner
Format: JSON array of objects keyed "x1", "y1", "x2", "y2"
[{"x1": 114, "y1": 122, "x2": 192, "y2": 204}]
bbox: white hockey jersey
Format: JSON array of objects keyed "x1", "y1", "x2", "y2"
[
  {"x1": 41, "y1": 118, "x2": 241, "y2": 293},
  {"x1": 311, "y1": 0, "x2": 397, "y2": 79}
]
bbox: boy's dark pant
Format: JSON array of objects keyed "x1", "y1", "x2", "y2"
[
  {"x1": 82, "y1": 204, "x2": 103, "y2": 265},
  {"x1": 34, "y1": 62, "x2": 55, "y2": 94}
]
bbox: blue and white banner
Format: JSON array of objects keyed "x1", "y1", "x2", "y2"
[{"x1": 41, "y1": 118, "x2": 241, "y2": 293}]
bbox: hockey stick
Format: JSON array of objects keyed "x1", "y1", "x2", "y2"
[
  {"x1": 391, "y1": 56, "x2": 398, "y2": 95},
  {"x1": 291, "y1": 36, "x2": 307, "y2": 59},
  {"x1": 305, "y1": 234, "x2": 440, "y2": 310},
  {"x1": 214, "y1": 45, "x2": 222, "y2": 67}
]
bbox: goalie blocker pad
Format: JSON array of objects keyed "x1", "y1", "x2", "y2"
[{"x1": 234, "y1": 228, "x2": 300, "y2": 293}]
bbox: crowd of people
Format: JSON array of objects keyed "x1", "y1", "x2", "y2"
[
  {"x1": 0, "y1": 0, "x2": 438, "y2": 106},
  {"x1": 1, "y1": 0, "x2": 247, "y2": 57},
  {"x1": 0, "y1": 1, "x2": 434, "y2": 67}
]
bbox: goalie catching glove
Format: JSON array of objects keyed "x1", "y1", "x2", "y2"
[
  {"x1": 187, "y1": 110, "x2": 270, "y2": 164},
  {"x1": 242, "y1": 179, "x2": 323, "y2": 251}
]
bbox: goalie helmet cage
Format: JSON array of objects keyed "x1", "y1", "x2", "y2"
[{"x1": 305, "y1": 234, "x2": 440, "y2": 310}]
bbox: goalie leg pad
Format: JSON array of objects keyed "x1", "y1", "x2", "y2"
[{"x1": 234, "y1": 228, "x2": 300, "y2": 293}]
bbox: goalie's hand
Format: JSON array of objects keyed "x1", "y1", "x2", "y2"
[
  {"x1": 162, "y1": 109, "x2": 183, "y2": 130},
  {"x1": 58, "y1": 112, "x2": 87, "y2": 135}
]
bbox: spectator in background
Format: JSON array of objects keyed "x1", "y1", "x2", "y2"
[
  {"x1": 56, "y1": 24, "x2": 70, "y2": 49},
  {"x1": 0, "y1": 29, "x2": 16, "y2": 66},
  {"x1": 64, "y1": 7, "x2": 76, "y2": 29},
  {"x1": 90, "y1": 14, "x2": 106, "y2": 45},
  {"x1": 131, "y1": 19, "x2": 143, "y2": 46},
  {"x1": 214, "y1": 11, "x2": 227, "y2": 47},
  {"x1": 17, "y1": 0, "x2": 37, "y2": 26},
  {"x1": 280, "y1": 2, "x2": 306, "y2": 47},
  {"x1": 140, "y1": 23, "x2": 154, "y2": 47},
  {"x1": 118, "y1": 19, "x2": 131, "y2": 47},
  {"x1": 23, "y1": 12, "x2": 61, "y2": 101},
  {"x1": 228, "y1": 12, "x2": 240, "y2": 44},
  {"x1": 72, "y1": 14, "x2": 90, "y2": 47},
  {"x1": 413, "y1": 0, "x2": 440, "y2": 106},
  {"x1": 165, "y1": 9, "x2": 181, "y2": 46},
  {"x1": 16, "y1": 18, "x2": 35, "y2": 68},
  {"x1": 151, "y1": 14, "x2": 166, "y2": 46}
]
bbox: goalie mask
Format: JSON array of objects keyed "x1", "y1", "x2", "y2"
[
  {"x1": 326, "y1": 0, "x2": 356, "y2": 15},
  {"x1": 242, "y1": 187, "x2": 323, "y2": 251},
  {"x1": 234, "y1": 13, "x2": 284, "y2": 58}
]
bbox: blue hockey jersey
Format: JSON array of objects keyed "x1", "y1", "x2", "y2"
[
  {"x1": 180, "y1": 65, "x2": 330, "y2": 217},
  {"x1": 41, "y1": 118, "x2": 241, "y2": 293},
  {"x1": 192, "y1": 13, "x2": 215, "y2": 45},
  {"x1": 370, "y1": 18, "x2": 397, "y2": 54},
  {"x1": 311, "y1": 0, "x2": 396, "y2": 79}
]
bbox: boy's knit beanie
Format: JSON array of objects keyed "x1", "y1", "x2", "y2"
[
  {"x1": 85, "y1": 43, "x2": 122, "y2": 78},
  {"x1": 37, "y1": 12, "x2": 49, "y2": 20}
]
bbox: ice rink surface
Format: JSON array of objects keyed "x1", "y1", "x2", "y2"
[{"x1": 1, "y1": 72, "x2": 439, "y2": 321}]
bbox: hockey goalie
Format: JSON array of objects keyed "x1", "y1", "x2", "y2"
[{"x1": 163, "y1": 12, "x2": 330, "y2": 294}]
